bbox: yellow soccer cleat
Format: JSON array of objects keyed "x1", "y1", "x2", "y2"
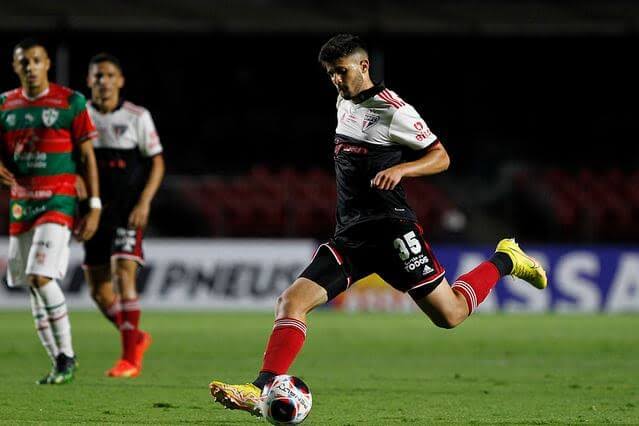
[
  {"x1": 209, "y1": 380, "x2": 263, "y2": 417},
  {"x1": 495, "y1": 238, "x2": 548, "y2": 289}
]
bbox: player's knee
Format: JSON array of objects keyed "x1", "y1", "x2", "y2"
[
  {"x1": 27, "y1": 274, "x2": 51, "y2": 288},
  {"x1": 275, "y1": 291, "x2": 305, "y2": 317},
  {"x1": 432, "y1": 307, "x2": 467, "y2": 329},
  {"x1": 90, "y1": 285, "x2": 109, "y2": 306},
  {"x1": 113, "y1": 265, "x2": 134, "y2": 287},
  {"x1": 433, "y1": 317, "x2": 460, "y2": 329}
]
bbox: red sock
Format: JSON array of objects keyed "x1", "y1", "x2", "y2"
[
  {"x1": 120, "y1": 298, "x2": 141, "y2": 363},
  {"x1": 103, "y1": 296, "x2": 122, "y2": 329},
  {"x1": 451, "y1": 261, "x2": 501, "y2": 314},
  {"x1": 260, "y1": 318, "x2": 307, "y2": 375}
]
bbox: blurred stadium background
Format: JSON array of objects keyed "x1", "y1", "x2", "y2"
[{"x1": 1, "y1": 0, "x2": 638, "y2": 313}]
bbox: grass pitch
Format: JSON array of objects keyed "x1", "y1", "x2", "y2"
[{"x1": 0, "y1": 311, "x2": 637, "y2": 424}]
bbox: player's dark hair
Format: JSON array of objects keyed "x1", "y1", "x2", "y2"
[
  {"x1": 89, "y1": 52, "x2": 123, "y2": 73},
  {"x1": 14, "y1": 38, "x2": 47, "y2": 54},
  {"x1": 318, "y1": 34, "x2": 368, "y2": 63}
]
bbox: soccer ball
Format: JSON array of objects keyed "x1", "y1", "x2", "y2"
[{"x1": 261, "y1": 375, "x2": 312, "y2": 425}]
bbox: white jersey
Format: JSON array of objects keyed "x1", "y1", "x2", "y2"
[
  {"x1": 335, "y1": 86, "x2": 438, "y2": 150},
  {"x1": 88, "y1": 100, "x2": 162, "y2": 157}
]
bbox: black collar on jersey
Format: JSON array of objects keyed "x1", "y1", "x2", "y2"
[{"x1": 351, "y1": 84, "x2": 385, "y2": 104}]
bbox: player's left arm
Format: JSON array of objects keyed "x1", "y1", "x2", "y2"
[
  {"x1": 128, "y1": 109, "x2": 165, "y2": 229},
  {"x1": 74, "y1": 140, "x2": 102, "y2": 241},
  {"x1": 128, "y1": 153, "x2": 165, "y2": 229},
  {"x1": 372, "y1": 105, "x2": 450, "y2": 190},
  {"x1": 69, "y1": 92, "x2": 101, "y2": 240}
]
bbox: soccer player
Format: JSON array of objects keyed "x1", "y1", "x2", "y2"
[
  {"x1": 83, "y1": 53, "x2": 164, "y2": 378},
  {"x1": 0, "y1": 39, "x2": 101, "y2": 384},
  {"x1": 209, "y1": 34, "x2": 548, "y2": 416}
]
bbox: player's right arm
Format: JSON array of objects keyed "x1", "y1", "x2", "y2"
[
  {"x1": 0, "y1": 159, "x2": 15, "y2": 187},
  {"x1": 371, "y1": 143, "x2": 449, "y2": 190},
  {"x1": 0, "y1": 96, "x2": 16, "y2": 188},
  {"x1": 371, "y1": 104, "x2": 450, "y2": 190}
]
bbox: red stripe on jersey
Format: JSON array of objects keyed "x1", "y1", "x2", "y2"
[
  {"x1": 12, "y1": 174, "x2": 77, "y2": 198},
  {"x1": 2, "y1": 84, "x2": 73, "y2": 109},
  {"x1": 10, "y1": 211, "x2": 74, "y2": 235},
  {"x1": 325, "y1": 243, "x2": 344, "y2": 265},
  {"x1": 382, "y1": 89, "x2": 405, "y2": 106},
  {"x1": 2, "y1": 129, "x2": 74, "y2": 153},
  {"x1": 71, "y1": 110, "x2": 97, "y2": 144},
  {"x1": 379, "y1": 90, "x2": 403, "y2": 109},
  {"x1": 14, "y1": 174, "x2": 76, "y2": 190},
  {"x1": 11, "y1": 185, "x2": 76, "y2": 199}
]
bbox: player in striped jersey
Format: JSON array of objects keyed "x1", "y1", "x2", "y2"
[
  {"x1": 82, "y1": 53, "x2": 164, "y2": 378},
  {"x1": 209, "y1": 34, "x2": 548, "y2": 417},
  {"x1": 0, "y1": 39, "x2": 101, "y2": 384}
]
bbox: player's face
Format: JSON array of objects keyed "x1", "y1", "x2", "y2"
[
  {"x1": 323, "y1": 55, "x2": 368, "y2": 99},
  {"x1": 87, "y1": 61, "x2": 124, "y2": 101},
  {"x1": 12, "y1": 46, "x2": 50, "y2": 92}
]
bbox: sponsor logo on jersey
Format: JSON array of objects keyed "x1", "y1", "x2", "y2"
[
  {"x1": 41, "y1": 108, "x2": 59, "y2": 127},
  {"x1": 414, "y1": 121, "x2": 433, "y2": 142},
  {"x1": 404, "y1": 254, "x2": 430, "y2": 273},
  {"x1": 6, "y1": 113, "x2": 16, "y2": 127},
  {"x1": 422, "y1": 264, "x2": 434, "y2": 275},
  {"x1": 11, "y1": 204, "x2": 23, "y2": 220},
  {"x1": 25, "y1": 113, "x2": 34, "y2": 123},
  {"x1": 362, "y1": 112, "x2": 380, "y2": 131}
]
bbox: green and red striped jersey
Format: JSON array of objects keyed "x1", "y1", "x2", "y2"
[{"x1": 0, "y1": 83, "x2": 97, "y2": 235}]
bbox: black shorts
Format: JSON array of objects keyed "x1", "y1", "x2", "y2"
[
  {"x1": 299, "y1": 220, "x2": 445, "y2": 301},
  {"x1": 81, "y1": 199, "x2": 144, "y2": 267}
]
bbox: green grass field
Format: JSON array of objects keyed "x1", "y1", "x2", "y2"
[{"x1": 0, "y1": 311, "x2": 637, "y2": 425}]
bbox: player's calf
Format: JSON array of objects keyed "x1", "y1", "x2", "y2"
[{"x1": 412, "y1": 278, "x2": 469, "y2": 329}]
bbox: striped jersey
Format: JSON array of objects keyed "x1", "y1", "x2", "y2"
[
  {"x1": 87, "y1": 101, "x2": 162, "y2": 217},
  {"x1": 0, "y1": 83, "x2": 97, "y2": 235},
  {"x1": 333, "y1": 84, "x2": 440, "y2": 236}
]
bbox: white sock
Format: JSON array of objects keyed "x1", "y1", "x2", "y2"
[
  {"x1": 29, "y1": 287, "x2": 59, "y2": 363},
  {"x1": 36, "y1": 280, "x2": 74, "y2": 358}
]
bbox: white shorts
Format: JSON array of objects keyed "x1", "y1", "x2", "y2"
[{"x1": 6, "y1": 223, "x2": 71, "y2": 288}]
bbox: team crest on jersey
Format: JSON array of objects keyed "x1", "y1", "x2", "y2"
[
  {"x1": 362, "y1": 112, "x2": 380, "y2": 131},
  {"x1": 41, "y1": 108, "x2": 59, "y2": 127},
  {"x1": 113, "y1": 124, "x2": 128, "y2": 138}
]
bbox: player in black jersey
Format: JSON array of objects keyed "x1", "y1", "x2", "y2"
[
  {"x1": 82, "y1": 53, "x2": 164, "y2": 378},
  {"x1": 209, "y1": 34, "x2": 547, "y2": 416}
]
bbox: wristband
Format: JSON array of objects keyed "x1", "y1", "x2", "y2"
[{"x1": 89, "y1": 197, "x2": 102, "y2": 210}]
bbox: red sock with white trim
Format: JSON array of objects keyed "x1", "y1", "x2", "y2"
[
  {"x1": 451, "y1": 252, "x2": 511, "y2": 315},
  {"x1": 120, "y1": 298, "x2": 141, "y2": 364},
  {"x1": 256, "y1": 318, "x2": 307, "y2": 386}
]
